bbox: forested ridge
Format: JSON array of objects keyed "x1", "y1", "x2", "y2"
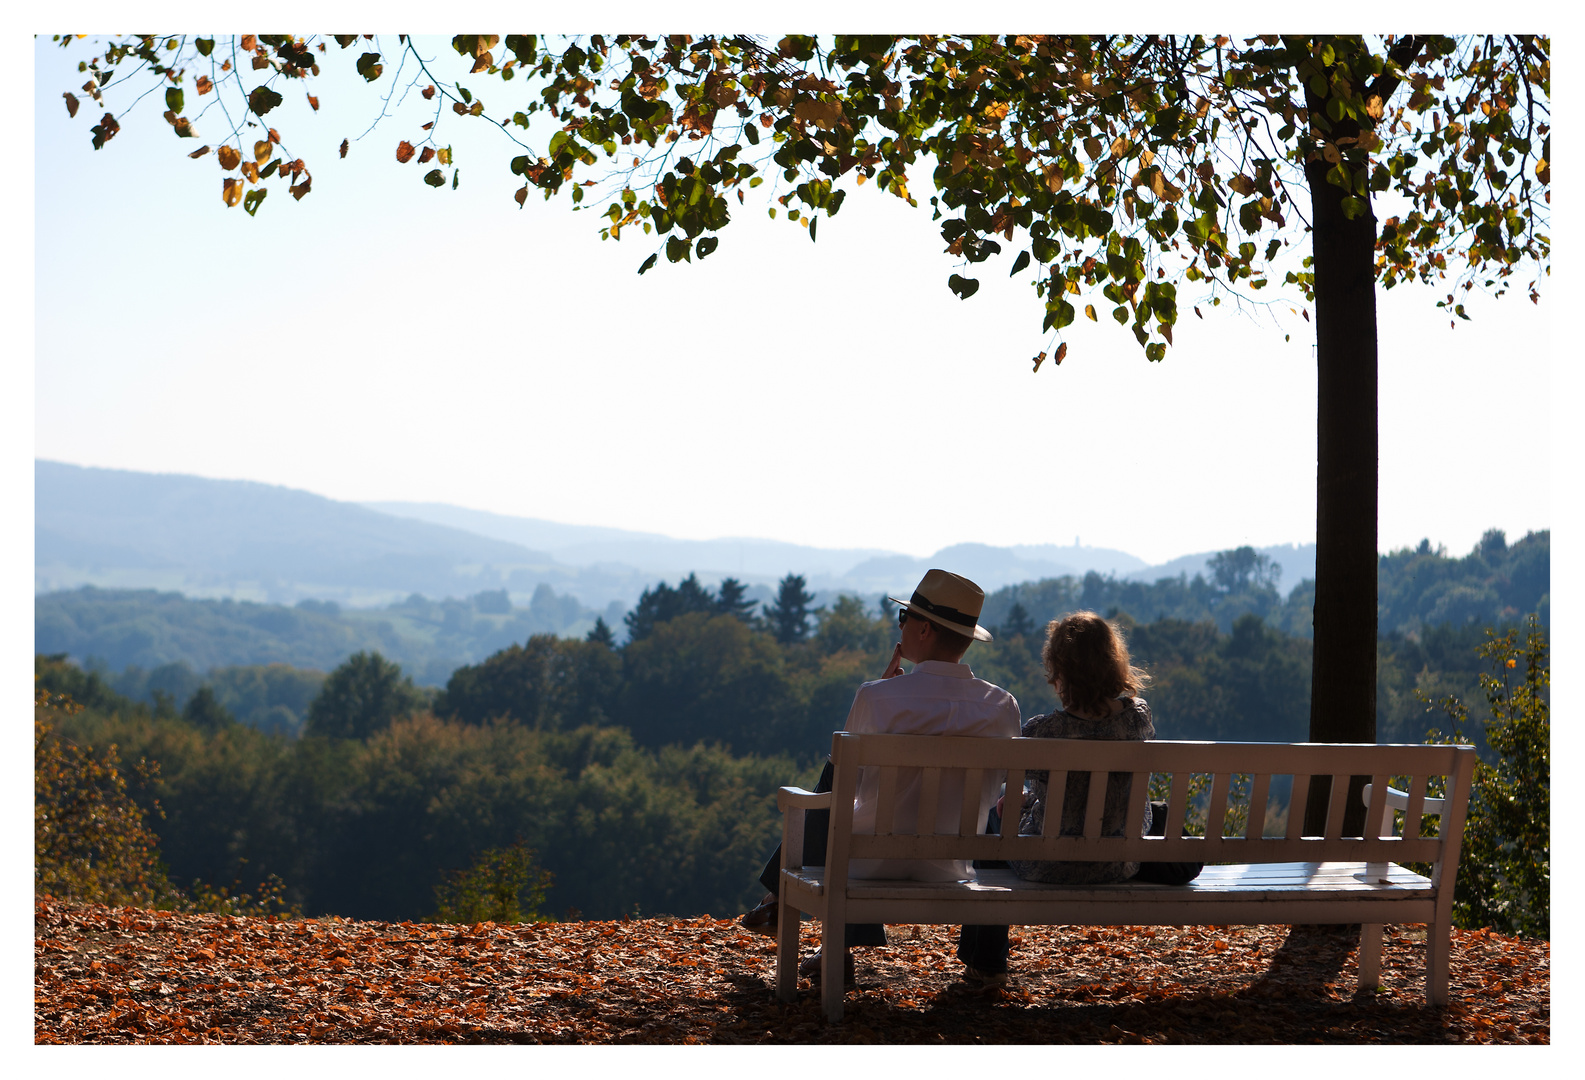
[{"x1": 36, "y1": 531, "x2": 1548, "y2": 925}]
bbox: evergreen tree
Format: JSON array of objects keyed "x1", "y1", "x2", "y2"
[
  {"x1": 181, "y1": 685, "x2": 235, "y2": 732},
  {"x1": 586, "y1": 616, "x2": 616, "y2": 648},
  {"x1": 674, "y1": 572, "x2": 716, "y2": 613},
  {"x1": 623, "y1": 574, "x2": 719, "y2": 643},
  {"x1": 715, "y1": 577, "x2": 758, "y2": 623},
  {"x1": 1002, "y1": 602, "x2": 1035, "y2": 640},
  {"x1": 623, "y1": 582, "x2": 678, "y2": 644},
  {"x1": 765, "y1": 574, "x2": 816, "y2": 645}
]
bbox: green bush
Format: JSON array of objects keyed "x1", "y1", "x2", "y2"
[
  {"x1": 429, "y1": 841, "x2": 553, "y2": 925},
  {"x1": 35, "y1": 688, "x2": 177, "y2": 908},
  {"x1": 1418, "y1": 615, "x2": 1549, "y2": 938}
]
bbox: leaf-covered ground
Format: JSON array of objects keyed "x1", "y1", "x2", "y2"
[{"x1": 34, "y1": 898, "x2": 1547, "y2": 1044}]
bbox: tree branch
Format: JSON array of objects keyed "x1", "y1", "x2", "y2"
[{"x1": 1364, "y1": 34, "x2": 1430, "y2": 120}]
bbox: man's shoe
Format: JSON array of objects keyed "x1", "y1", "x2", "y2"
[
  {"x1": 951, "y1": 966, "x2": 1009, "y2": 994},
  {"x1": 739, "y1": 894, "x2": 778, "y2": 936},
  {"x1": 798, "y1": 950, "x2": 856, "y2": 985}
]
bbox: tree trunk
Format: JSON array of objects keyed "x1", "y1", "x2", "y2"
[{"x1": 1301, "y1": 98, "x2": 1379, "y2": 838}]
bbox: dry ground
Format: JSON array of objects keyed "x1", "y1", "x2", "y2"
[{"x1": 34, "y1": 898, "x2": 1548, "y2": 1044}]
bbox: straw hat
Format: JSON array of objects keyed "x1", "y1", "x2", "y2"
[{"x1": 889, "y1": 568, "x2": 994, "y2": 642}]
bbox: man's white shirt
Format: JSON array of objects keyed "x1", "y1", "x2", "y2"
[{"x1": 841, "y1": 659, "x2": 1020, "y2": 881}]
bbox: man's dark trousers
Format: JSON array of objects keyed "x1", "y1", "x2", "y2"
[{"x1": 756, "y1": 760, "x2": 1009, "y2": 972}]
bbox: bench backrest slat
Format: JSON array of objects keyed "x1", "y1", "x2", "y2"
[
  {"x1": 915, "y1": 766, "x2": 941, "y2": 837},
  {"x1": 1080, "y1": 769, "x2": 1110, "y2": 840},
  {"x1": 1126, "y1": 770, "x2": 1150, "y2": 842},
  {"x1": 873, "y1": 765, "x2": 899, "y2": 836},
  {"x1": 1286, "y1": 774, "x2": 1310, "y2": 841},
  {"x1": 1044, "y1": 772, "x2": 1067, "y2": 838},
  {"x1": 1405, "y1": 774, "x2": 1430, "y2": 841},
  {"x1": 1323, "y1": 772, "x2": 1350, "y2": 838},
  {"x1": 1163, "y1": 768, "x2": 1192, "y2": 841},
  {"x1": 1002, "y1": 767, "x2": 1027, "y2": 837},
  {"x1": 1246, "y1": 772, "x2": 1272, "y2": 839},
  {"x1": 959, "y1": 768, "x2": 986, "y2": 837}
]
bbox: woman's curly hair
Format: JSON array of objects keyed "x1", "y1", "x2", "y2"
[{"x1": 1041, "y1": 610, "x2": 1150, "y2": 717}]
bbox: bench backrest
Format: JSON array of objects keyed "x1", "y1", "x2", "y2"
[{"x1": 823, "y1": 733, "x2": 1476, "y2": 873}]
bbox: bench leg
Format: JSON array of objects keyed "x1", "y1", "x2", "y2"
[
  {"x1": 1357, "y1": 924, "x2": 1382, "y2": 992},
  {"x1": 1427, "y1": 919, "x2": 1450, "y2": 1007},
  {"x1": 775, "y1": 882, "x2": 799, "y2": 1003},
  {"x1": 820, "y1": 923, "x2": 846, "y2": 1022}
]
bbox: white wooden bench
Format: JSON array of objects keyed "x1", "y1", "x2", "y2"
[{"x1": 775, "y1": 733, "x2": 1476, "y2": 1021}]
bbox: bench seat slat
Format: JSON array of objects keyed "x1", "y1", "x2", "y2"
[
  {"x1": 786, "y1": 861, "x2": 1433, "y2": 899},
  {"x1": 844, "y1": 834, "x2": 1444, "y2": 863}
]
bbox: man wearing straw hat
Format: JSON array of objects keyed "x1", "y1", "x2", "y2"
[{"x1": 740, "y1": 568, "x2": 1020, "y2": 991}]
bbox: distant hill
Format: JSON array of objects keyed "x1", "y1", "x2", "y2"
[
  {"x1": 36, "y1": 461, "x2": 651, "y2": 608},
  {"x1": 39, "y1": 460, "x2": 1186, "y2": 610},
  {"x1": 365, "y1": 502, "x2": 1151, "y2": 593},
  {"x1": 361, "y1": 500, "x2": 898, "y2": 579}
]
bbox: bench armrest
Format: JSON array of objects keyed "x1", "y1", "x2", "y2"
[
  {"x1": 778, "y1": 786, "x2": 832, "y2": 812},
  {"x1": 1361, "y1": 782, "x2": 1448, "y2": 815}
]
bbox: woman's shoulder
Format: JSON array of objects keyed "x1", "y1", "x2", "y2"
[{"x1": 1121, "y1": 696, "x2": 1156, "y2": 737}]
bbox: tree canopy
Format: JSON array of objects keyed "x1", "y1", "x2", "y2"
[
  {"x1": 55, "y1": 34, "x2": 1546, "y2": 335},
  {"x1": 305, "y1": 651, "x2": 428, "y2": 740}
]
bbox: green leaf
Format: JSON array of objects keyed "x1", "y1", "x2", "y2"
[
  {"x1": 665, "y1": 236, "x2": 691, "y2": 263},
  {"x1": 948, "y1": 274, "x2": 980, "y2": 300},
  {"x1": 1340, "y1": 196, "x2": 1367, "y2": 220},
  {"x1": 243, "y1": 187, "x2": 267, "y2": 217},
  {"x1": 697, "y1": 236, "x2": 719, "y2": 259},
  {"x1": 424, "y1": 169, "x2": 445, "y2": 187},
  {"x1": 504, "y1": 35, "x2": 537, "y2": 64},
  {"x1": 1010, "y1": 250, "x2": 1031, "y2": 276},
  {"x1": 165, "y1": 88, "x2": 183, "y2": 113},
  {"x1": 808, "y1": 216, "x2": 817, "y2": 242},
  {"x1": 744, "y1": 123, "x2": 759, "y2": 146},
  {"x1": 356, "y1": 52, "x2": 383, "y2": 82},
  {"x1": 638, "y1": 253, "x2": 658, "y2": 275},
  {"x1": 247, "y1": 86, "x2": 283, "y2": 115},
  {"x1": 195, "y1": 38, "x2": 214, "y2": 57},
  {"x1": 1042, "y1": 298, "x2": 1075, "y2": 332}
]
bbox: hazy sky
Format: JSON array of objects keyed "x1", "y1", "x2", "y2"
[{"x1": 29, "y1": 32, "x2": 1554, "y2": 567}]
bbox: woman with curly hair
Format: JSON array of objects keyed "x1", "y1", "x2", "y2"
[{"x1": 1010, "y1": 611, "x2": 1155, "y2": 885}]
